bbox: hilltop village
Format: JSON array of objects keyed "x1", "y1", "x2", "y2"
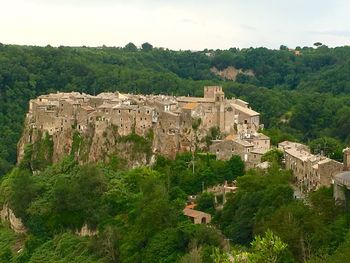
[{"x1": 18, "y1": 86, "x2": 269, "y2": 166}]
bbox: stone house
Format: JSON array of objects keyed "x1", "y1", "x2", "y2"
[
  {"x1": 209, "y1": 138, "x2": 254, "y2": 162},
  {"x1": 281, "y1": 141, "x2": 344, "y2": 192},
  {"x1": 183, "y1": 208, "x2": 211, "y2": 224}
]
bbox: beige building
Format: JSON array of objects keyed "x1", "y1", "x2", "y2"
[
  {"x1": 279, "y1": 141, "x2": 343, "y2": 193},
  {"x1": 209, "y1": 132, "x2": 270, "y2": 168}
]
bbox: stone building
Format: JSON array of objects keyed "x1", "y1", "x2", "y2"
[
  {"x1": 333, "y1": 149, "x2": 350, "y2": 204},
  {"x1": 279, "y1": 141, "x2": 344, "y2": 193},
  {"x1": 183, "y1": 207, "x2": 211, "y2": 224},
  {"x1": 209, "y1": 132, "x2": 270, "y2": 168}
]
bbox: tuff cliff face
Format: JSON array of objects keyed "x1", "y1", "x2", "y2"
[
  {"x1": 0, "y1": 204, "x2": 26, "y2": 234},
  {"x1": 18, "y1": 122, "x2": 153, "y2": 170},
  {"x1": 17, "y1": 86, "x2": 261, "y2": 170}
]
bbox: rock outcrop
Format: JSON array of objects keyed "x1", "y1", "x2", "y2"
[
  {"x1": 0, "y1": 204, "x2": 26, "y2": 234},
  {"x1": 210, "y1": 66, "x2": 254, "y2": 81},
  {"x1": 76, "y1": 224, "x2": 98, "y2": 237}
]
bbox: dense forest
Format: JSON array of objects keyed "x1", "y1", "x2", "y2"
[
  {"x1": 0, "y1": 43, "x2": 350, "y2": 262},
  {"x1": 2, "y1": 149, "x2": 350, "y2": 262}
]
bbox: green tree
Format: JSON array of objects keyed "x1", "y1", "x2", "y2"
[
  {"x1": 141, "y1": 42, "x2": 153, "y2": 51},
  {"x1": 248, "y1": 230, "x2": 289, "y2": 263},
  {"x1": 196, "y1": 192, "x2": 216, "y2": 214},
  {"x1": 261, "y1": 149, "x2": 283, "y2": 165},
  {"x1": 124, "y1": 42, "x2": 137, "y2": 51},
  {"x1": 309, "y1": 137, "x2": 343, "y2": 161}
]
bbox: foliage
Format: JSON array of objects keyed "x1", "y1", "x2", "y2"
[
  {"x1": 248, "y1": 230, "x2": 289, "y2": 263},
  {"x1": 152, "y1": 153, "x2": 244, "y2": 194},
  {"x1": 117, "y1": 131, "x2": 153, "y2": 161},
  {"x1": 309, "y1": 137, "x2": 343, "y2": 161},
  {"x1": 27, "y1": 233, "x2": 103, "y2": 263},
  {"x1": 0, "y1": 225, "x2": 18, "y2": 262},
  {"x1": 204, "y1": 126, "x2": 221, "y2": 148},
  {"x1": 196, "y1": 192, "x2": 216, "y2": 215},
  {"x1": 218, "y1": 166, "x2": 294, "y2": 245},
  {"x1": 261, "y1": 149, "x2": 283, "y2": 165}
]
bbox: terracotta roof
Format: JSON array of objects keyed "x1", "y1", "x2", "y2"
[
  {"x1": 250, "y1": 148, "x2": 269, "y2": 155},
  {"x1": 81, "y1": 105, "x2": 95, "y2": 111},
  {"x1": 232, "y1": 103, "x2": 260, "y2": 116},
  {"x1": 234, "y1": 99, "x2": 249, "y2": 105},
  {"x1": 156, "y1": 99, "x2": 177, "y2": 105},
  {"x1": 285, "y1": 148, "x2": 312, "y2": 162},
  {"x1": 183, "y1": 208, "x2": 210, "y2": 219},
  {"x1": 183, "y1": 102, "x2": 198, "y2": 110},
  {"x1": 177, "y1": 97, "x2": 215, "y2": 103},
  {"x1": 185, "y1": 204, "x2": 196, "y2": 209},
  {"x1": 225, "y1": 134, "x2": 237, "y2": 141},
  {"x1": 234, "y1": 139, "x2": 254, "y2": 147},
  {"x1": 112, "y1": 105, "x2": 137, "y2": 110},
  {"x1": 255, "y1": 133, "x2": 270, "y2": 140},
  {"x1": 98, "y1": 103, "x2": 114, "y2": 109}
]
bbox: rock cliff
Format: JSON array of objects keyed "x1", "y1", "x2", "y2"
[{"x1": 0, "y1": 204, "x2": 26, "y2": 234}]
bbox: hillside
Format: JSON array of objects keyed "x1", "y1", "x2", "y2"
[{"x1": 0, "y1": 44, "x2": 349, "y2": 175}]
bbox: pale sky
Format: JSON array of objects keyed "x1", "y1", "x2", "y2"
[{"x1": 0, "y1": 0, "x2": 349, "y2": 50}]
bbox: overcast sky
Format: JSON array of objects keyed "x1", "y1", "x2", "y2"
[{"x1": 0, "y1": 0, "x2": 349, "y2": 50}]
